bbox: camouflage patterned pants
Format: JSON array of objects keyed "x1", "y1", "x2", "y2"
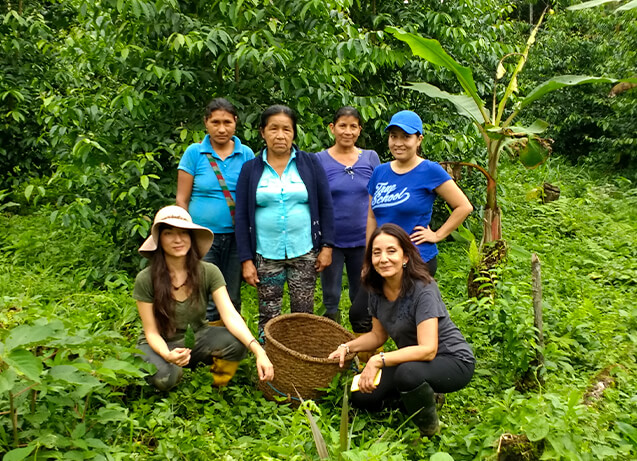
[{"x1": 255, "y1": 251, "x2": 317, "y2": 332}]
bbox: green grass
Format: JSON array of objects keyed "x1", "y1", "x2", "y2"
[{"x1": 1, "y1": 158, "x2": 636, "y2": 460}]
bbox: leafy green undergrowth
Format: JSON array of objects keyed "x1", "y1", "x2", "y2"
[{"x1": 2, "y1": 159, "x2": 636, "y2": 460}]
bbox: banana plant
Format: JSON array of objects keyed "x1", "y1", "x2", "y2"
[{"x1": 387, "y1": 10, "x2": 637, "y2": 244}]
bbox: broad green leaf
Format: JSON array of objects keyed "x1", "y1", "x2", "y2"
[
  {"x1": 567, "y1": 0, "x2": 620, "y2": 11},
  {"x1": 520, "y1": 76, "x2": 637, "y2": 110},
  {"x1": 24, "y1": 184, "x2": 34, "y2": 201},
  {"x1": 526, "y1": 416, "x2": 550, "y2": 441},
  {"x1": 97, "y1": 405, "x2": 129, "y2": 422},
  {"x1": 140, "y1": 175, "x2": 149, "y2": 189},
  {"x1": 405, "y1": 82, "x2": 485, "y2": 124},
  {"x1": 5, "y1": 323, "x2": 59, "y2": 350},
  {"x1": 519, "y1": 138, "x2": 549, "y2": 168},
  {"x1": 616, "y1": 421, "x2": 637, "y2": 444},
  {"x1": 431, "y1": 453, "x2": 455, "y2": 461},
  {"x1": 100, "y1": 358, "x2": 146, "y2": 377},
  {"x1": 4, "y1": 446, "x2": 36, "y2": 461},
  {"x1": 388, "y1": 28, "x2": 480, "y2": 99},
  {"x1": 4, "y1": 349, "x2": 43, "y2": 382},
  {"x1": 0, "y1": 368, "x2": 18, "y2": 393},
  {"x1": 48, "y1": 365, "x2": 101, "y2": 387},
  {"x1": 509, "y1": 120, "x2": 549, "y2": 135}
]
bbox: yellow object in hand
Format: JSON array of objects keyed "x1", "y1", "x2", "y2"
[{"x1": 351, "y1": 370, "x2": 382, "y2": 392}]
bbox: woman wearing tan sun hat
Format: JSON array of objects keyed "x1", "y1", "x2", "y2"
[{"x1": 134, "y1": 205, "x2": 273, "y2": 391}]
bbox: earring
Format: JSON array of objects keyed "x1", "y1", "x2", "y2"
[{"x1": 402, "y1": 262, "x2": 407, "y2": 268}]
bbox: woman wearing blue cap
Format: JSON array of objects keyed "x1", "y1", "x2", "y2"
[{"x1": 349, "y1": 110, "x2": 473, "y2": 334}]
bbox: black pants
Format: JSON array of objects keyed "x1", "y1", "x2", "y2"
[
  {"x1": 351, "y1": 355, "x2": 474, "y2": 412},
  {"x1": 349, "y1": 256, "x2": 438, "y2": 333}
]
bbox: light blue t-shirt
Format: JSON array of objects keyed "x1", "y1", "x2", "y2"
[
  {"x1": 368, "y1": 160, "x2": 451, "y2": 262},
  {"x1": 255, "y1": 149, "x2": 312, "y2": 260},
  {"x1": 178, "y1": 135, "x2": 254, "y2": 234}
]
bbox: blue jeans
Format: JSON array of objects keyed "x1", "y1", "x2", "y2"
[
  {"x1": 320, "y1": 246, "x2": 365, "y2": 314},
  {"x1": 203, "y1": 233, "x2": 242, "y2": 321}
]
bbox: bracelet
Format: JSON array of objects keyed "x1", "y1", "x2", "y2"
[
  {"x1": 338, "y1": 343, "x2": 350, "y2": 354},
  {"x1": 248, "y1": 338, "x2": 258, "y2": 351},
  {"x1": 379, "y1": 351, "x2": 386, "y2": 368}
]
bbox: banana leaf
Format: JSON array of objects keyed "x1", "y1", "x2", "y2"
[
  {"x1": 406, "y1": 82, "x2": 486, "y2": 124},
  {"x1": 519, "y1": 75, "x2": 637, "y2": 110}
]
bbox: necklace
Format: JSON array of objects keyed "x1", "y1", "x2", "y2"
[{"x1": 172, "y1": 277, "x2": 188, "y2": 291}]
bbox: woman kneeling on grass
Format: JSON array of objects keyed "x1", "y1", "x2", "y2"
[
  {"x1": 329, "y1": 223, "x2": 474, "y2": 436},
  {"x1": 134, "y1": 205, "x2": 274, "y2": 391}
]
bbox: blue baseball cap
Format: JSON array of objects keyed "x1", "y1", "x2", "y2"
[{"x1": 384, "y1": 110, "x2": 423, "y2": 135}]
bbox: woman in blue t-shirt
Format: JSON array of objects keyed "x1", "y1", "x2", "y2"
[
  {"x1": 176, "y1": 98, "x2": 255, "y2": 322},
  {"x1": 349, "y1": 110, "x2": 473, "y2": 333},
  {"x1": 316, "y1": 107, "x2": 380, "y2": 324},
  {"x1": 329, "y1": 224, "x2": 474, "y2": 436}
]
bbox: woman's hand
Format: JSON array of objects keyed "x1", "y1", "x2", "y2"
[
  {"x1": 410, "y1": 225, "x2": 440, "y2": 245},
  {"x1": 164, "y1": 347, "x2": 191, "y2": 367},
  {"x1": 328, "y1": 346, "x2": 348, "y2": 368},
  {"x1": 255, "y1": 351, "x2": 275, "y2": 381},
  {"x1": 315, "y1": 247, "x2": 332, "y2": 272},
  {"x1": 358, "y1": 356, "x2": 382, "y2": 393},
  {"x1": 242, "y1": 260, "x2": 260, "y2": 286}
]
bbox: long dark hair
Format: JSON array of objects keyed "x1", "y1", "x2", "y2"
[
  {"x1": 150, "y1": 224, "x2": 202, "y2": 338},
  {"x1": 362, "y1": 223, "x2": 432, "y2": 296},
  {"x1": 260, "y1": 104, "x2": 298, "y2": 139}
]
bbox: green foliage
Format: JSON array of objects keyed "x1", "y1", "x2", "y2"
[
  {"x1": 184, "y1": 324, "x2": 195, "y2": 350},
  {"x1": 523, "y1": 4, "x2": 637, "y2": 169},
  {"x1": 3, "y1": 159, "x2": 637, "y2": 459}
]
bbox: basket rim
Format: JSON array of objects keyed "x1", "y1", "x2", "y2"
[{"x1": 263, "y1": 313, "x2": 356, "y2": 364}]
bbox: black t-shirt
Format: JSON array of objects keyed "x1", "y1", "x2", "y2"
[{"x1": 369, "y1": 279, "x2": 474, "y2": 363}]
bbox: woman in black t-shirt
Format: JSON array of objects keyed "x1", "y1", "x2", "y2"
[{"x1": 329, "y1": 223, "x2": 474, "y2": 436}]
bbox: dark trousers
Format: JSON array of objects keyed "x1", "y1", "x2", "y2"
[
  {"x1": 320, "y1": 246, "x2": 365, "y2": 314},
  {"x1": 349, "y1": 256, "x2": 438, "y2": 333},
  {"x1": 203, "y1": 233, "x2": 242, "y2": 321},
  {"x1": 351, "y1": 355, "x2": 474, "y2": 412},
  {"x1": 137, "y1": 326, "x2": 246, "y2": 391}
]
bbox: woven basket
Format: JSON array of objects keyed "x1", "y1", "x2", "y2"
[{"x1": 258, "y1": 313, "x2": 355, "y2": 404}]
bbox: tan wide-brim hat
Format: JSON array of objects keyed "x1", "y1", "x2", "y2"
[{"x1": 138, "y1": 205, "x2": 214, "y2": 259}]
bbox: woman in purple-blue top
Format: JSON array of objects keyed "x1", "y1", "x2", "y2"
[{"x1": 316, "y1": 107, "x2": 380, "y2": 324}]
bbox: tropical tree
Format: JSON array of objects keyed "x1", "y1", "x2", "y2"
[{"x1": 387, "y1": 9, "x2": 637, "y2": 244}]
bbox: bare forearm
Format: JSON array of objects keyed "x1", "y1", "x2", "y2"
[
  {"x1": 146, "y1": 332, "x2": 171, "y2": 360},
  {"x1": 345, "y1": 330, "x2": 386, "y2": 353},
  {"x1": 376, "y1": 345, "x2": 437, "y2": 367}
]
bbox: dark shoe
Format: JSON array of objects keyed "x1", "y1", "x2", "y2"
[
  {"x1": 434, "y1": 393, "x2": 446, "y2": 411},
  {"x1": 400, "y1": 382, "x2": 439, "y2": 437},
  {"x1": 323, "y1": 311, "x2": 341, "y2": 324}
]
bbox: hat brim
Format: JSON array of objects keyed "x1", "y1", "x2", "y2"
[
  {"x1": 384, "y1": 122, "x2": 421, "y2": 135},
  {"x1": 138, "y1": 218, "x2": 214, "y2": 259}
]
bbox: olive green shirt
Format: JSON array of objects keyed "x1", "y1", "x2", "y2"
[{"x1": 133, "y1": 261, "x2": 226, "y2": 344}]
